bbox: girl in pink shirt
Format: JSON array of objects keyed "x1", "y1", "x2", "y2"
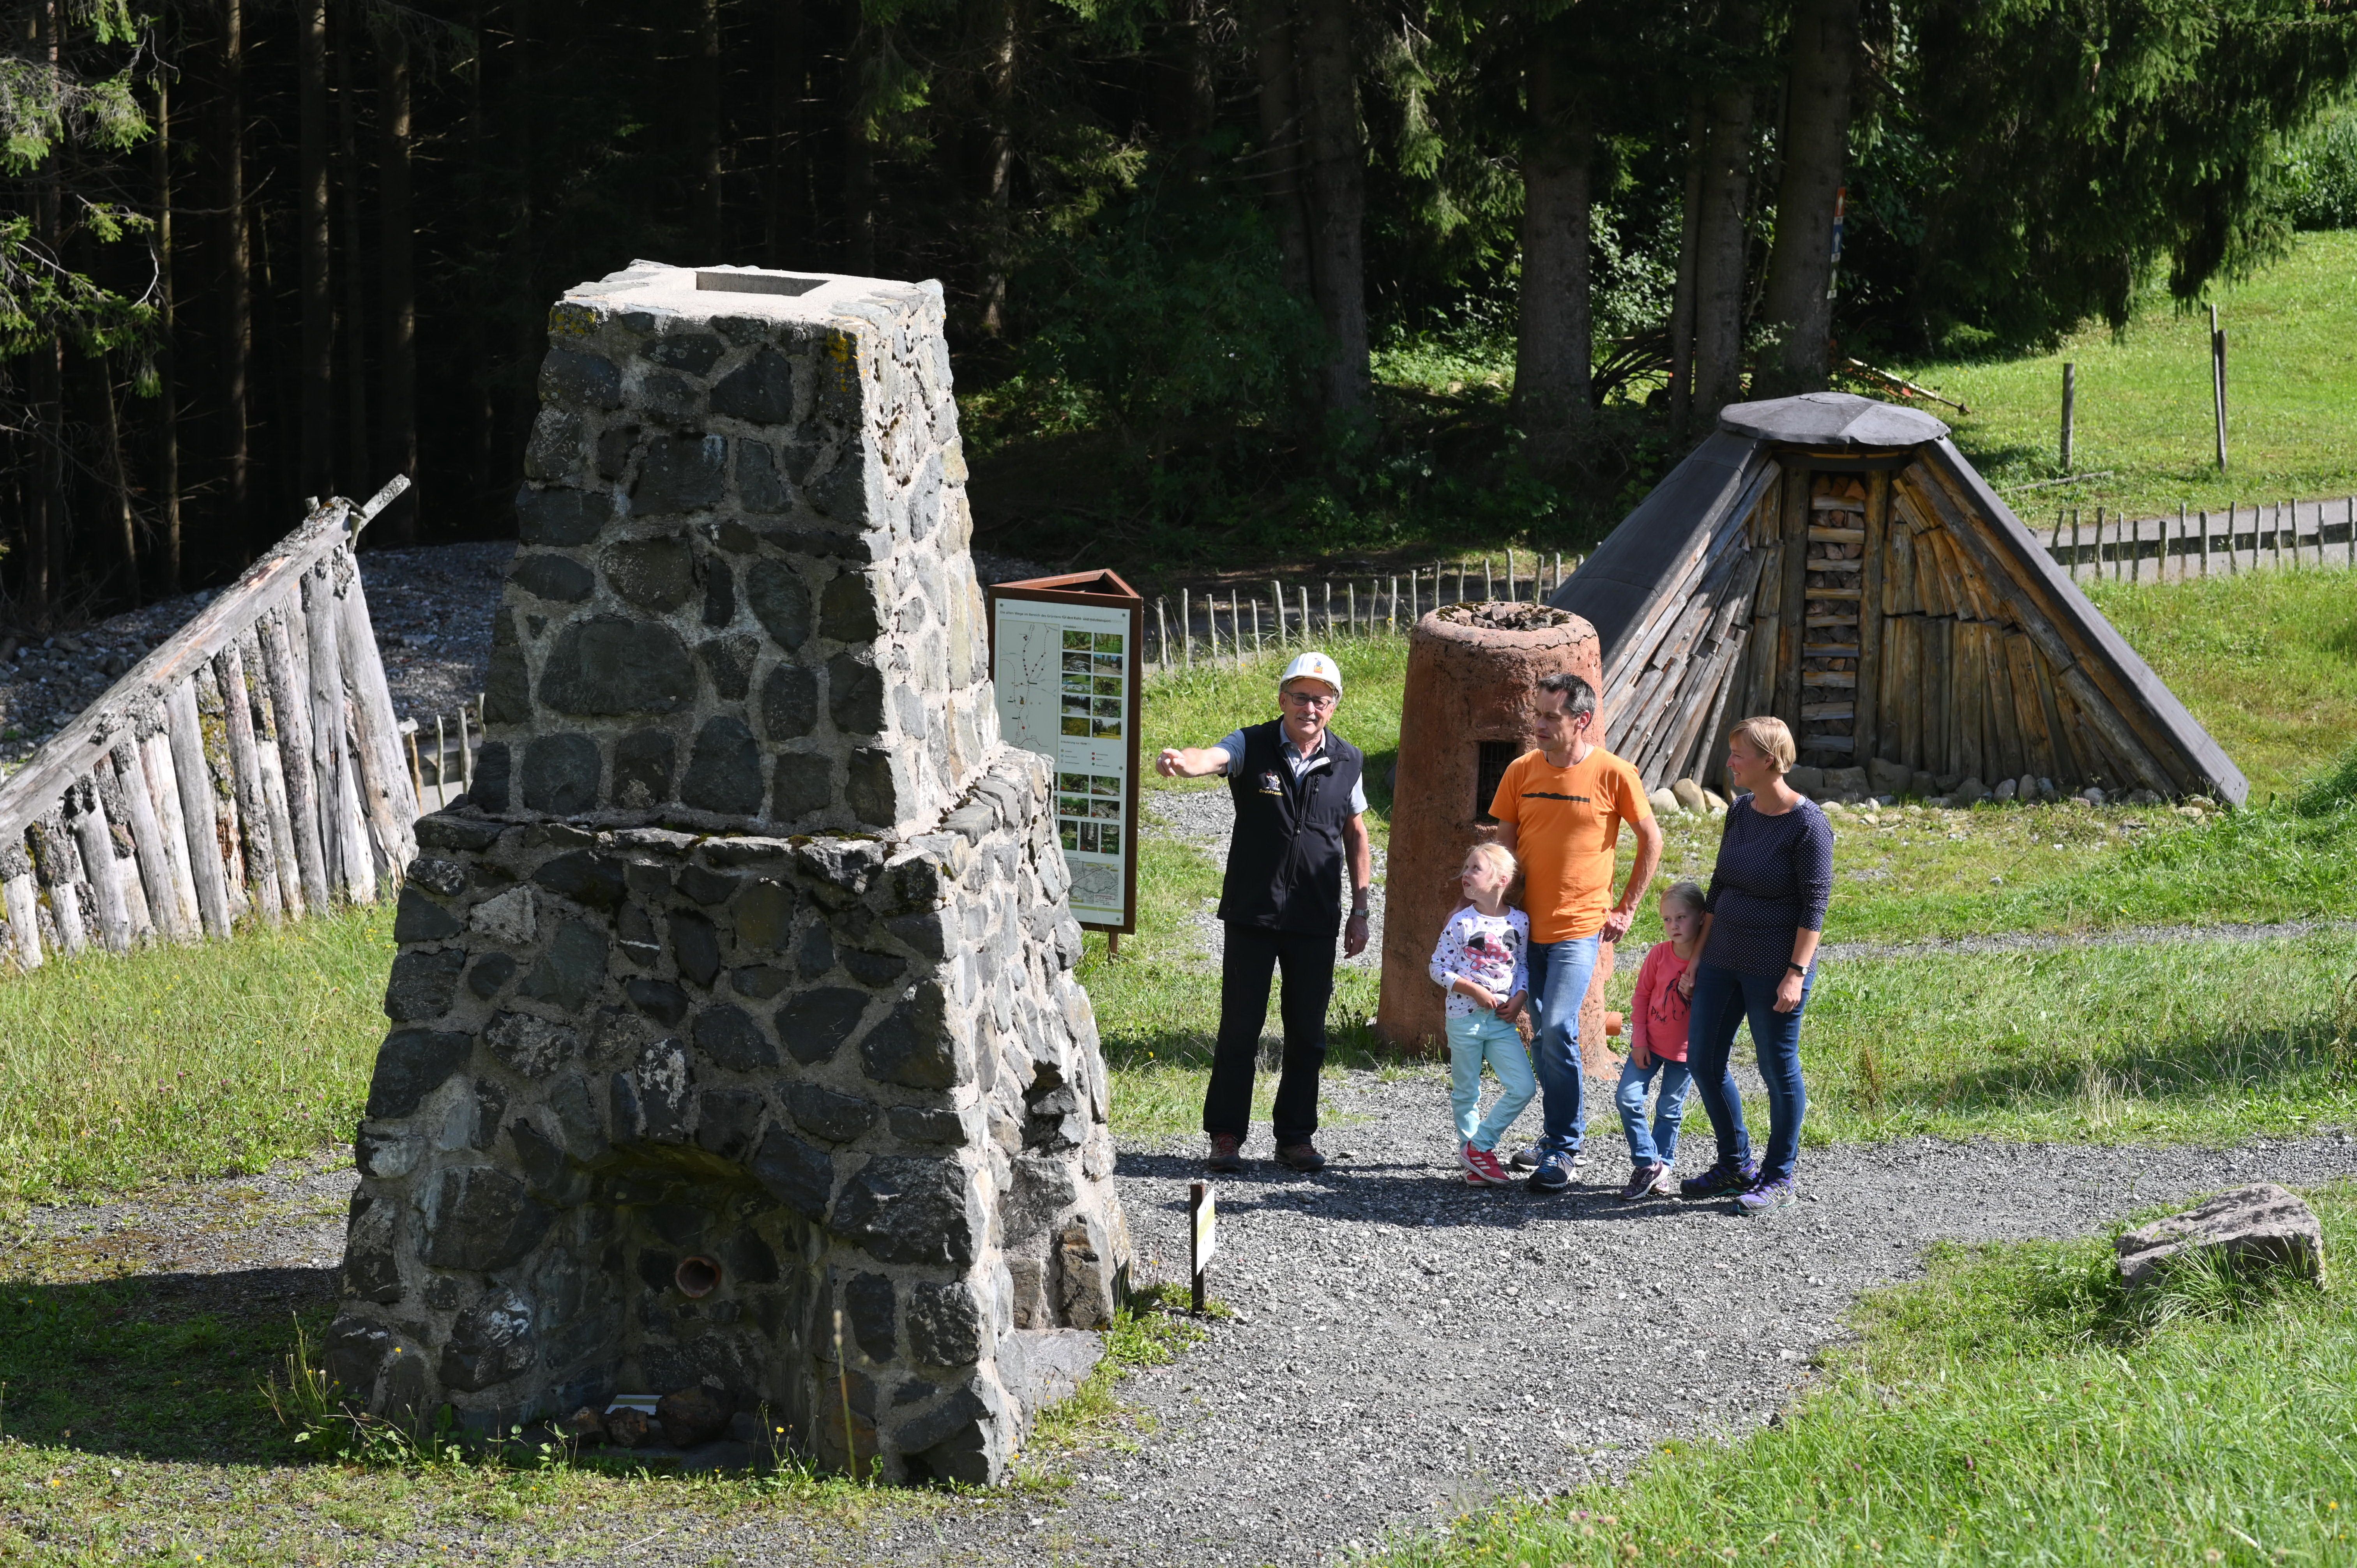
[{"x1": 1615, "y1": 880, "x2": 1705, "y2": 1200}]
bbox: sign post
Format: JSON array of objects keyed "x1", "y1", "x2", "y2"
[
  {"x1": 1188, "y1": 1180, "x2": 1217, "y2": 1314},
  {"x1": 986, "y1": 570, "x2": 1145, "y2": 940}
]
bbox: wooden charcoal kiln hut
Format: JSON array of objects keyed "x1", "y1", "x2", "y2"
[
  {"x1": 1375, "y1": 603, "x2": 1620, "y2": 1074},
  {"x1": 1551, "y1": 394, "x2": 2246, "y2": 805}
]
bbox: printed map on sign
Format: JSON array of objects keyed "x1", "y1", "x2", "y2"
[{"x1": 992, "y1": 596, "x2": 1133, "y2": 928}]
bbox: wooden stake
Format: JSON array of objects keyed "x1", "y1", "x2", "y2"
[
  {"x1": 2059, "y1": 361, "x2": 2075, "y2": 471},
  {"x1": 1298, "y1": 586, "x2": 1310, "y2": 643},
  {"x1": 1346, "y1": 580, "x2": 1355, "y2": 632},
  {"x1": 2210, "y1": 307, "x2": 2228, "y2": 473},
  {"x1": 1155, "y1": 596, "x2": 1170, "y2": 673},
  {"x1": 2199, "y1": 510, "x2": 2210, "y2": 576},
  {"x1": 166, "y1": 682, "x2": 235, "y2": 937},
  {"x1": 1182, "y1": 591, "x2": 1194, "y2": 670}
]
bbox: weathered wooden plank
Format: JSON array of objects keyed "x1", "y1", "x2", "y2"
[
  {"x1": 1776, "y1": 470, "x2": 1812, "y2": 726},
  {"x1": 213, "y1": 642, "x2": 284, "y2": 925},
  {"x1": 299, "y1": 568, "x2": 368, "y2": 899},
  {"x1": 258, "y1": 606, "x2": 332, "y2": 912},
  {"x1": 1885, "y1": 519, "x2": 1919, "y2": 616},
  {"x1": 1802, "y1": 671, "x2": 1859, "y2": 688},
  {"x1": 165, "y1": 681, "x2": 235, "y2": 938},
  {"x1": 1, "y1": 868, "x2": 40, "y2": 971},
  {"x1": 1808, "y1": 526, "x2": 1866, "y2": 543},
  {"x1": 2006, "y1": 631, "x2": 2058, "y2": 780},
  {"x1": 29, "y1": 816, "x2": 87, "y2": 958},
  {"x1": 191, "y1": 666, "x2": 250, "y2": 920},
  {"x1": 1856, "y1": 471, "x2": 1889, "y2": 766},
  {"x1": 336, "y1": 556, "x2": 419, "y2": 878},
  {"x1": 111, "y1": 740, "x2": 186, "y2": 941},
  {"x1": 67, "y1": 780, "x2": 133, "y2": 952},
  {"x1": 1985, "y1": 625, "x2": 2026, "y2": 781}
]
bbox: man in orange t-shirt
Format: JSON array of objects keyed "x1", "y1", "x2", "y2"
[{"x1": 1488, "y1": 671, "x2": 1663, "y2": 1194}]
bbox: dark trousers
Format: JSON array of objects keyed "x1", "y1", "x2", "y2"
[
  {"x1": 1686, "y1": 959, "x2": 1813, "y2": 1184},
  {"x1": 1201, "y1": 922, "x2": 1335, "y2": 1145}
]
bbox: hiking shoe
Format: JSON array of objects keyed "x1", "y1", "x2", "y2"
[
  {"x1": 1736, "y1": 1174, "x2": 1799, "y2": 1217},
  {"x1": 1679, "y1": 1157, "x2": 1757, "y2": 1200},
  {"x1": 1509, "y1": 1145, "x2": 1541, "y2": 1171},
  {"x1": 1619, "y1": 1162, "x2": 1668, "y2": 1201},
  {"x1": 1275, "y1": 1141, "x2": 1328, "y2": 1174},
  {"x1": 1461, "y1": 1142, "x2": 1511, "y2": 1186},
  {"x1": 1206, "y1": 1134, "x2": 1244, "y2": 1174},
  {"x1": 1526, "y1": 1154, "x2": 1574, "y2": 1195}
]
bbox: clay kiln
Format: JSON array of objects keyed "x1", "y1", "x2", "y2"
[{"x1": 1375, "y1": 603, "x2": 1619, "y2": 1075}]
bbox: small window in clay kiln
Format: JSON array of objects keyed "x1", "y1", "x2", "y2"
[{"x1": 1475, "y1": 740, "x2": 1521, "y2": 821}]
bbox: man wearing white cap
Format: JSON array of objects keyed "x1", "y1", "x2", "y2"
[{"x1": 1157, "y1": 651, "x2": 1373, "y2": 1174}]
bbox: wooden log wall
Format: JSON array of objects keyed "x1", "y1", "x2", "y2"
[
  {"x1": 1601, "y1": 449, "x2": 2202, "y2": 800},
  {"x1": 0, "y1": 480, "x2": 420, "y2": 971}
]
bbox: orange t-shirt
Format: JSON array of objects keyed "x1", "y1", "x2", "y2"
[{"x1": 1488, "y1": 746, "x2": 1653, "y2": 943}]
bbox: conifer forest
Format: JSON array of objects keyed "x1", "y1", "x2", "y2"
[{"x1": 5, "y1": 0, "x2": 2355, "y2": 618}]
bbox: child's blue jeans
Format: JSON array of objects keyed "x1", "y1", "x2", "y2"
[
  {"x1": 1615, "y1": 1052, "x2": 1693, "y2": 1167},
  {"x1": 1446, "y1": 1010, "x2": 1536, "y2": 1152}
]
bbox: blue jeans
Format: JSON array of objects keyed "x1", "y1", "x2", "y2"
[
  {"x1": 1446, "y1": 1010, "x2": 1536, "y2": 1151},
  {"x1": 1526, "y1": 933, "x2": 1602, "y2": 1162},
  {"x1": 1615, "y1": 1053, "x2": 1693, "y2": 1167},
  {"x1": 1685, "y1": 960, "x2": 1813, "y2": 1185}
]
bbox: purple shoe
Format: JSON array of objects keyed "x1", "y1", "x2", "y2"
[
  {"x1": 1679, "y1": 1157, "x2": 1757, "y2": 1200},
  {"x1": 1736, "y1": 1174, "x2": 1799, "y2": 1216},
  {"x1": 1618, "y1": 1163, "x2": 1668, "y2": 1201}
]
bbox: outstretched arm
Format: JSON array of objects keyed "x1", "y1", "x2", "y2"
[{"x1": 1156, "y1": 746, "x2": 1232, "y2": 779}]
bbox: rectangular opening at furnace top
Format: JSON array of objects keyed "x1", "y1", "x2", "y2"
[
  {"x1": 695, "y1": 271, "x2": 825, "y2": 296},
  {"x1": 1475, "y1": 740, "x2": 1520, "y2": 821}
]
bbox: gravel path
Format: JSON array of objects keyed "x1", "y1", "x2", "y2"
[{"x1": 14, "y1": 1105, "x2": 2352, "y2": 1566}]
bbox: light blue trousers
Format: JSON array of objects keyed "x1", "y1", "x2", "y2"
[{"x1": 1447, "y1": 1010, "x2": 1537, "y2": 1152}]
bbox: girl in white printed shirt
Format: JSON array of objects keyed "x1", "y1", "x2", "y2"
[{"x1": 1428, "y1": 842, "x2": 1535, "y2": 1185}]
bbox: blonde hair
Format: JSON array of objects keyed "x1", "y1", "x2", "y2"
[
  {"x1": 1659, "y1": 878, "x2": 1707, "y2": 918},
  {"x1": 1462, "y1": 841, "x2": 1518, "y2": 883},
  {"x1": 1728, "y1": 715, "x2": 1796, "y2": 775}
]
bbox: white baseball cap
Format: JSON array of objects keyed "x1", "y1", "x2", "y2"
[{"x1": 1279, "y1": 651, "x2": 1343, "y2": 696}]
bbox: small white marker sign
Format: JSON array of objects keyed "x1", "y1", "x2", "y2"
[{"x1": 1189, "y1": 1180, "x2": 1217, "y2": 1313}]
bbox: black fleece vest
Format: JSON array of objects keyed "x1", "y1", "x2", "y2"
[{"x1": 1217, "y1": 720, "x2": 1364, "y2": 935}]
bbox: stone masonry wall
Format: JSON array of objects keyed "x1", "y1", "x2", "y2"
[{"x1": 330, "y1": 265, "x2": 1131, "y2": 1486}]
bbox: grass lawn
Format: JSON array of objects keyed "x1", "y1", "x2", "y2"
[
  {"x1": 0, "y1": 905, "x2": 391, "y2": 1207},
  {"x1": 1382, "y1": 1181, "x2": 2357, "y2": 1568},
  {"x1": 1887, "y1": 230, "x2": 2357, "y2": 523}
]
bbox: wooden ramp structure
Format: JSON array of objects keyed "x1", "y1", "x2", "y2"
[
  {"x1": 1552, "y1": 394, "x2": 2247, "y2": 805},
  {"x1": 0, "y1": 481, "x2": 420, "y2": 969}
]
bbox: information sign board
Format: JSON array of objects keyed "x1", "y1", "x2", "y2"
[{"x1": 986, "y1": 570, "x2": 1143, "y2": 934}]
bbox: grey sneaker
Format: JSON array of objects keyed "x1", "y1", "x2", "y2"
[
  {"x1": 1509, "y1": 1145, "x2": 1540, "y2": 1171},
  {"x1": 1736, "y1": 1174, "x2": 1799, "y2": 1217}
]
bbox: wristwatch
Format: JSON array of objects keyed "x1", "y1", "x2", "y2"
[{"x1": 1786, "y1": 961, "x2": 1807, "y2": 976}]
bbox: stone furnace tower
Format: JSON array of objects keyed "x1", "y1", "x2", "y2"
[{"x1": 327, "y1": 262, "x2": 1131, "y2": 1485}]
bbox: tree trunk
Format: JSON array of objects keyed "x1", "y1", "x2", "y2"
[
  {"x1": 334, "y1": 5, "x2": 371, "y2": 493},
  {"x1": 464, "y1": 0, "x2": 493, "y2": 522},
  {"x1": 978, "y1": 0, "x2": 1018, "y2": 335},
  {"x1": 1690, "y1": 2, "x2": 1761, "y2": 426},
  {"x1": 1667, "y1": 93, "x2": 1706, "y2": 439},
  {"x1": 299, "y1": 0, "x2": 334, "y2": 497},
  {"x1": 102, "y1": 360, "x2": 141, "y2": 598},
  {"x1": 220, "y1": 0, "x2": 251, "y2": 575},
  {"x1": 764, "y1": 0, "x2": 800, "y2": 263},
  {"x1": 1754, "y1": 0, "x2": 1860, "y2": 397},
  {"x1": 151, "y1": 69, "x2": 177, "y2": 603},
  {"x1": 1251, "y1": 0, "x2": 1313, "y2": 306},
  {"x1": 29, "y1": 0, "x2": 63, "y2": 619},
  {"x1": 1295, "y1": 0, "x2": 1368, "y2": 424},
  {"x1": 1514, "y1": 29, "x2": 1593, "y2": 476},
  {"x1": 844, "y1": 21, "x2": 876, "y2": 274},
  {"x1": 377, "y1": 16, "x2": 419, "y2": 543},
  {"x1": 695, "y1": 0, "x2": 724, "y2": 255}
]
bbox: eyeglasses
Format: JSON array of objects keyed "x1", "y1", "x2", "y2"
[{"x1": 1282, "y1": 690, "x2": 1337, "y2": 709}]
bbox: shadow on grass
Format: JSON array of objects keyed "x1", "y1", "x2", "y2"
[{"x1": 0, "y1": 1265, "x2": 336, "y2": 1463}]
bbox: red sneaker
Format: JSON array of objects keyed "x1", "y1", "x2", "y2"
[{"x1": 1461, "y1": 1142, "x2": 1511, "y2": 1186}]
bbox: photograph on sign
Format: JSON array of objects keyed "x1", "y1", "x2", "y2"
[{"x1": 989, "y1": 586, "x2": 1139, "y2": 931}]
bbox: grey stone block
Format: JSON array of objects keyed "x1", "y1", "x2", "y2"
[
  {"x1": 422, "y1": 1168, "x2": 552, "y2": 1271},
  {"x1": 466, "y1": 952, "x2": 518, "y2": 1000},
  {"x1": 612, "y1": 729, "x2": 677, "y2": 807},
  {"x1": 820, "y1": 570, "x2": 883, "y2": 643},
  {"x1": 632, "y1": 434, "x2": 728, "y2": 514},
  {"x1": 516, "y1": 485, "x2": 613, "y2": 547},
  {"x1": 442, "y1": 1288, "x2": 538, "y2": 1391},
  {"x1": 732, "y1": 879, "x2": 794, "y2": 951},
  {"x1": 626, "y1": 977, "x2": 690, "y2": 1026},
  {"x1": 646, "y1": 331, "x2": 724, "y2": 374},
  {"x1": 904, "y1": 1280, "x2": 985, "y2": 1367},
  {"x1": 846, "y1": 1273, "x2": 897, "y2": 1360},
  {"x1": 520, "y1": 921, "x2": 609, "y2": 1012},
  {"x1": 771, "y1": 753, "x2": 832, "y2": 819},
  {"x1": 751, "y1": 1125, "x2": 834, "y2": 1220},
  {"x1": 483, "y1": 1012, "x2": 579, "y2": 1079},
  {"x1": 760, "y1": 666, "x2": 818, "y2": 741},
  {"x1": 775, "y1": 986, "x2": 867, "y2": 1065},
  {"x1": 385, "y1": 947, "x2": 465, "y2": 1022},
  {"x1": 691, "y1": 1004, "x2": 778, "y2": 1072},
  {"x1": 522, "y1": 734, "x2": 603, "y2": 815},
  {"x1": 512, "y1": 553, "x2": 596, "y2": 603},
  {"x1": 603, "y1": 536, "x2": 696, "y2": 614},
  {"x1": 787, "y1": 1082, "x2": 879, "y2": 1144},
  {"x1": 698, "y1": 635, "x2": 758, "y2": 701},
  {"x1": 745, "y1": 560, "x2": 813, "y2": 650},
  {"x1": 342, "y1": 1193, "x2": 402, "y2": 1304},
  {"x1": 671, "y1": 909, "x2": 723, "y2": 987},
  {"x1": 539, "y1": 347, "x2": 623, "y2": 410},
  {"x1": 701, "y1": 557, "x2": 736, "y2": 628},
  {"x1": 694, "y1": 1088, "x2": 765, "y2": 1161},
  {"x1": 539, "y1": 617, "x2": 697, "y2": 717},
  {"x1": 826, "y1": 653, "x2": 884, "y2": 735},
  {"x1": 393, "y1": 885, "x2": 462, "y2": 944},
  {"x1": 710, "y1": 348, "x2": 796, "y2": 424},
  {"x1": 832, "y1": 1157, "x2": 979, "y2": 1268},
  {"x1": 682, "y1": 717, "x2": 764, "y2": 815},
  {"x1": 2117, "y1": 1182, "x2": 2326, "y2": 1293}
]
